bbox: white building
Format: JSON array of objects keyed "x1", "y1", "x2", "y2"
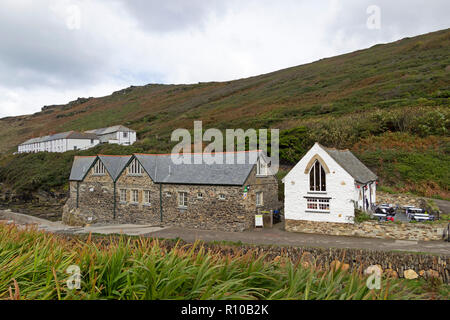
[
  {"x1": 282, "y1": 142, "x2": 377, "y2": 224},
  {"x1": 18, "y1": 131, "x2": 100, "y2": 153},
  {"x1": 85, "y1": 125, "x2": 136, "y2": 146}
]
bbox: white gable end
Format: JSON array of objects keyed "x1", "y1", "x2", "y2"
[{"x1": 283, "y1": 143, "x2": 356, "y2": 224}]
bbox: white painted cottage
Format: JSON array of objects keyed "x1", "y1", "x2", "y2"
[
  {"x1": 85, "y1": 125, "x2": 136, "y2": 146},
  {"x1": 282, "y1": 142, "x2": 377, "y2": 224},
  {"x1": 18, "y1": 131, "x2": 100, "y2": 153}
]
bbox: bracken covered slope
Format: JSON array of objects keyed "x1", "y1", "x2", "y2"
[{"x1": 0, "y1": 28, "x2": 448, "y2": 198}]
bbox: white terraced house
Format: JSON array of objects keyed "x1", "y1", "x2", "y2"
[
  {"x1": 283, "y1": 142, "x2": 378, "y2": 224},
  {"x1": 17, "y1": 131, "x2": 100, "y2": 153},
  {"x1": 17, "y1": 125, "x2": 137, "y2": 153},
  {"x1": 85, "y1": 125, "x2": 136, "y2": 146}
]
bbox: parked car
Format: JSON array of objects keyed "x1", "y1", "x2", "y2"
[
  {"x1": 373, "y1": 203, "x2": 397, "y2": 221},
  {"x1": 376, "y1": 204, "x2": 396, "y2": 215},
  {"x1": 405, "y1": 207, "x2": 435, "y2": 222}
]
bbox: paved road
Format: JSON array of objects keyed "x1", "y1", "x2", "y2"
[
  {"x1": 432, "y1": 199, "x2": 450, "y2": 215},
  {"x1": 1, "y1": 209, "x2": 449, "y2": 255},
  {"x1": 145, "y1": 222, "x2": 450, "y2": 255},
  {"x1": 0, "y1": 210, "x2": 165, "y2": 236}
]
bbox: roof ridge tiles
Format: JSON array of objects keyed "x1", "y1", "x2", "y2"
[{"x1": 134, "y1": 150, "x2": 262, "y2": 156}]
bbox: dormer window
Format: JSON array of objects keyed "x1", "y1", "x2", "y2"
[
  {"x1": 256, "y1": 157, "x2": 268, "y2": 176},
  {"x1": 128, "y1": 159, "x2": 143, "y2": 176},
  {"x1": 309, "y1": 160, "x2": 326, "y2": 192},
  {"x1": 93, "y1": 160, "x2": 106, "y2": 175}
]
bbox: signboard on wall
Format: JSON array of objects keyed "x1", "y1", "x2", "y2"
[{"x1": 255, "y1": 214, "x2": 263, "y2": 227}]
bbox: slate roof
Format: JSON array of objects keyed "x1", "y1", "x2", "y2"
[
  {"x1": 69, "y1": 156, "x2": 97, "y2": 181},
  {"x1": 20, "y1": 131, "x2": 98, "y2": 146},
  {"x1": 98, "y1": 155, "x2": 133, "y2": 181},
  {"x1": 85, "y1": 125, "x2": 134, "y2": 136},
  {"x1": 320, "y1": 144, "x2": 377, "y2": 184},
  {"x1": 69, "y1": 151, "x2": 263, "y2": 185},
  {"x1": 135, "y1": 151, "x2": 261, "y2": 185}
]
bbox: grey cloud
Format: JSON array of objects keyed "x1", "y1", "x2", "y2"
[
  {"x1": 116, "y1": 0, "x2": 231, "y2": 32},
  {"x1": 324, "y1": 0, "x2": 450, "y2": 45},
  {"x1": 0, "y1": 1, "x2": 110, "y2": 89}
]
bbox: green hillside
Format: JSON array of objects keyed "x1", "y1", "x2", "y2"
[{"x1": 0, "y1": 29, "x2": 449, "y2": 199}]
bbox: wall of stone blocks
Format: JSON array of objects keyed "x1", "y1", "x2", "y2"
[
  {"x1": 63, "y1": 165, "x2": 279, "y2": 232},
  {"x1": 285, "y1": 219, "x2": 447, "y2": 241}
]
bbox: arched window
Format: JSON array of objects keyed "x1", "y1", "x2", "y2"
[{"x1": 309, "y1": 160, "x2": 326, "y2": 191}]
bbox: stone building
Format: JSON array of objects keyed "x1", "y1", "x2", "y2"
[{"x1": 63, "y1": 151, "x2": 279, "y2": 231}]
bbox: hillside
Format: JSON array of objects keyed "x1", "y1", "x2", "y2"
[{"x1": 0, "y1": 28, "x2": 449, "y2": 201}]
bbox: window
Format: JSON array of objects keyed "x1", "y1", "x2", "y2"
[
  {"x1": 120, "y1": 189, "x2": 127, "y2": 202},
  {"x1": 257, "y1": 158, "x2": 268, "y2": 176},
  {"x1": 309, "y1": 160, "x2": 326, "y2": 192},
  {"x1": 306, "y1": 198, "x2": 330, "y2": 212},
  {"x1": 197, "y1": 192, "x2": 203, "y2": 199},
  {"x1": 123, "y1": 132, "x2": 128, "y2": 138},
  {"x1": 94, "y1": 161, "x2": 106, "y2": 175},
  {"x1": 143, "y1": 190, "x2": 151, "y2": 204},
  {"x1": 178, "y1": 192, "x2": 188, "y2": 208},
  {"x1": 256, "y1": 192, "x2": 263, "y2": 206},
  {"x1": 131, "y1": 189, "x2": 139, "y2": 203},
  {"x1": 128, "y1": 159, "x2": 143, "y2": 175},
  {"x1": 219, "y1": 194, "x2": 226, "y2": 200}
]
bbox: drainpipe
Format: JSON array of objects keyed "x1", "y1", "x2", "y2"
[
  {"x1": 76, "y1": 181, "x2": 80, "y2": 208},
  {"x1": 159, "y1": 183, "x2": 163, "y2": 223},
  {"x1": 113, "y1": 181, "x2": 117, "y2": 220},
  {"x1": 362, "y1": 184, "x2": 366, "y2": 211}
]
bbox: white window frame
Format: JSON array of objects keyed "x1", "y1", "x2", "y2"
[
  {"x1": 309, "y1": 160, "x2": 326, "y2": 192},
  {"x1": 256, "y1": 191, "x2": 263, "y2": 207},
  {"x1": 119, "y1": 189, "x2": 127, "y2": 203},
  {"x1": 131, "y1": 189, "x2": 139, "y2": 203},
  {"x1": 94, "y1": 160, "x2": 106, "y2": 175},
  {"x1": 218, "y1": 194, "x2": 226, "y2": 200},
  {"x1": 197, "y1": 192, "x2": 203, "y2": 199},
  {"x1": 143, "y1": 190, "x2": 151, "y2": 205},
  {"x1": 306, "y1": 197, "x2": 330, "y2": 213},
  {"x1": 178, "y1": 192, "x2": 188, "y2": 208},
  {"x1": 128, "y1": 159, "x2": 143, "y2": 176}
]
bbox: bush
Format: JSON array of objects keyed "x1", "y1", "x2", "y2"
[{"x1": 354, "y1": 209, "x2": 372, "y2": 223}]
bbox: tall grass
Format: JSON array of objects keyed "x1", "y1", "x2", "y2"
[{"x1": 0, "y1": 223, "x2": 437, "y2": 300}]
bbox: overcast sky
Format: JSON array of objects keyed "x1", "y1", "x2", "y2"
[{"x1": 0, "y1": 0, "x2": 448, "y2": 117}]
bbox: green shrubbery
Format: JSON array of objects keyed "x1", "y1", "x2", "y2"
[{"x1": 2, "y1": 224, "x2": 447, "y2": 300}]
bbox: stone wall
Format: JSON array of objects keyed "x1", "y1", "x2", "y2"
[
  {"x1": 183, "y1": 242, "x2": 450, "y2": 283},
  {"x1": 377, "y1": 191, "x2": 426, "y2": 208},
  {"x1": 285, "y1": 219, "x2": 446, "y2": 241},
  {"x1": 63, "y1": 164, "x2": 279, "y2": 232}
]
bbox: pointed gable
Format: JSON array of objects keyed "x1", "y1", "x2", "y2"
[{"x1": 98, "y1": 155, "x2": 133, "y2": 181}]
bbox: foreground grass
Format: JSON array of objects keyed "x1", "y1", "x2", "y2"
[{"x1": 0, "y1": 223, "x2": 448, "y2": 300}]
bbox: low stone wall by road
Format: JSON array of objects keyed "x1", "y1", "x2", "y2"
[
  {"x1": 285, "y1": 219, "x2": 446, "y2": 241},
  {"x1": 147, "y1": 239, "x2": 450, "y2": 284}
]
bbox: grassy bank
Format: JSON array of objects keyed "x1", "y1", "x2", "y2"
[
  {"x1": 0, "y1": 29, "x2": 449, "y2": 198},
  {"x1": 0, "y1": 223, "x2": 448, "y2": 300}
]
